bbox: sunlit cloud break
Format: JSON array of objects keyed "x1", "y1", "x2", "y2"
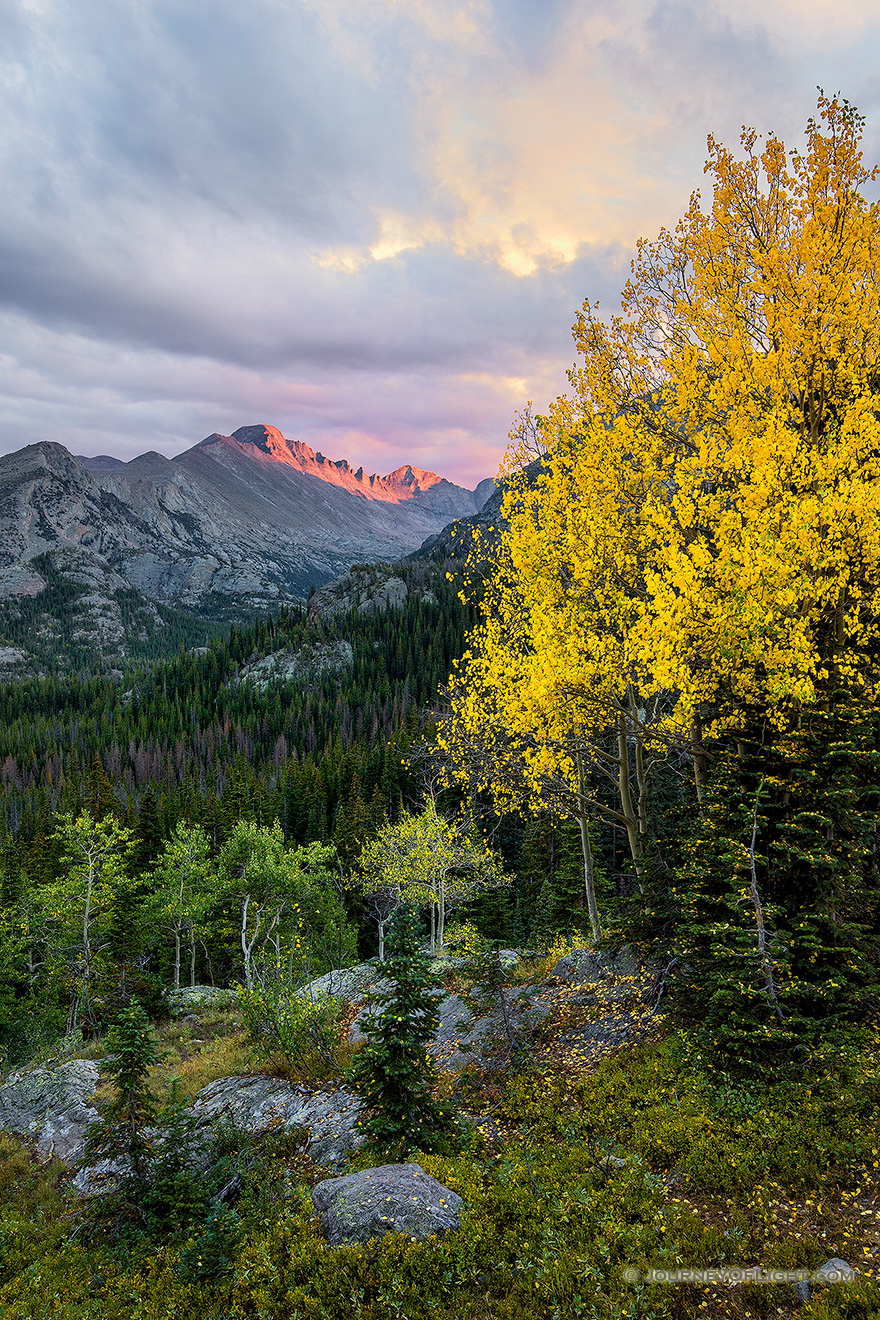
[{"x1": 0, "y1": 0, "x2": 877, "y2": 484}]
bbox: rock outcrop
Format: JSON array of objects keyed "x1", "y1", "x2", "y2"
[
  {"x1": 338, "y1": 946, "x2": 651, "y2": 1072},
  {"x1": 427, "y1": 985, "x2": 553, "y2": 1072},
  {"x1": 548, "y1": 947, "x2": 641, "y2": 985},
  {"x1": 0, "y1": 1061, "x2": 363, "y2": 1179},
  {"x1": 302, "y1": 962, "x2": 386, "y2": 1003},
  {"x1": 312, "y1": 1162, "x2": 464, "y2": 1247},
  {"x1": 0, "y1": 945, "x2": 651, "y2": 1196},
  {"x1": 0, "y1": 1060, "x2": 100, "y2": 1162},
  {"x1": 167, "y1": 985, "x2": 238, "y2": 1013},
  {"x1": 346, "y1": 978, "x2": 549, "y2": 1071},
  {"x1": 189, "y1": 1075, "x2": 363, "y2": 1170},
  {"x1": 307, "y1": 566, "x2": 408, "y2": 620},
  {"x1": 407, "y1": 462, "x2": 510, "y2": 563},
  {"x1": 237, "y1": 640, "x2": 353, "y2": 691}
]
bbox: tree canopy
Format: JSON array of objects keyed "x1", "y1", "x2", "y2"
[
  {"x1": 441, "y1": 95, "x2": 880, "y2": 948},
  {"x1": 355, "y1": 801, "x2": 504, "y2": 955}
]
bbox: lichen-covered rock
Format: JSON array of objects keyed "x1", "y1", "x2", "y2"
[
  {"x1": 347, "y1": 974, "x2": 551, "y2": 1072},
  {"x1": 312, "y1": 1162, "x2": 464, "y2": 1247},
  {"x1": 189, "y1": 1075, "x2": 363, "y2": 1169},
  {"x1": 345, "y1": 946, "x2": 650, "y2": 1073},
  {"x1": 0, "y1": 1060, "x2": 100, "y2": 1162},
  {"x1": 302, "y1": 962, "x2": 386, "y2": 1004},
  {"x1": 73, "y1": 1117, "x2": 216, "y2": 1198},
  {"x1": 553, "y1": 1014, "x2": 638, "y2": 1053},
  {"x1": 71, "y1": 1154, "x2": 130, "y2": 1198},
  {"x1": 307, "y1": 952, "x2": 517, "y2": 1016}
]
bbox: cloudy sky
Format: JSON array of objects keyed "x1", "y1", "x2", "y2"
[{"x1": 0, "y1": 0, "x2": 877, "y2": 487}]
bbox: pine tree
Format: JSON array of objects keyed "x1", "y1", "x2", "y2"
[
  {"x1": 469, "y1": 882, "x2": 512, "y2": 945},
  {"x1": 132, "y1": 786, "x2": 164, "y2": 874},
  {"x1": 84, "y1": 997, "x2": 158, "y2": 1188},
  {"x1": 346, "y1": 905, "x2": 456, "y2": 1156},
  {"x1": 105, "y1": 879, "x2": 146, "y2": 990},
  {"x1": 333, "y1": 774, "x2": 370, "y2": 865},
  {"x1": 140, "y1": 1082, "x2": 212, "y2": 1240},
  {"x1": 85, "y1": 753, "x2": 116, "y2": 821},
  {"x1": 672, "y1": 706, "x2": 880, "y2": 1071}
]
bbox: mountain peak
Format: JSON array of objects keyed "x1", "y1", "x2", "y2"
[
  {"x1": 231, "y1": 424, "x2": 290, "y2": 456},
  {"x1": 75, "y1": 454, "x2": 125, "y2": 472},
  {"x1": 195, "y1": 424, "x2": 460, "y2": 506},
  {"x1": 0, "y1": 429, "x2": 487, "y2": 619},
  {"x1": 4, "y1": 441, "x2": 92, "y2": 485}
]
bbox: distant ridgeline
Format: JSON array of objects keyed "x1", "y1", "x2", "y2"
[
  {"x1": 0, "y1": 428, "x2": 494, "y2": 680},
  {"x1": 0, "y1": 561, "x2": 474, "y2": 873}
]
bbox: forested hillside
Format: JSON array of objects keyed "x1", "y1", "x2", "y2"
[
  {"x1": 0, "y1": 561, "x2": 466, "y2": 855},
  {"x1": 0, "y1": 542, "x2": 608, "y2": 1070},
  {"x1": 0, "y1": 550, "x2": 226, "y2": 678}
]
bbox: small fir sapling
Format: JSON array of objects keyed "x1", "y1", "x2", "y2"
[{"x1": 346, "y1": 903, "x2": 457, "y2": 1156}]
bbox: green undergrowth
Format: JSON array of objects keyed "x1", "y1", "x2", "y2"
[{"x1": 3, "y1": 1028, "x2": 880, "y2": 1319}]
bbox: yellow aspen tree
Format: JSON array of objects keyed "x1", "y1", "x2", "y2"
[
  {"x1": 440, "y1": 96, "x2": 880, "y2": 941},
  {"x1": 440, "y1": 410, "x2": 673, "y2": 941},
  {"x1": 570, "y1": 94, "x2": 880, "y2": 733}
]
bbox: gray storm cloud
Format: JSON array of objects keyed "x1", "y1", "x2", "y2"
[{"x1": 0, "y1": 0, "x2": 877, "y2": 484}]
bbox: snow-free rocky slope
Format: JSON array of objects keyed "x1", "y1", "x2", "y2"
[
  {"x1": 0, "y1": 425, "x2": 489, "y2": 671},
  {"x1": 0, "y1": 946, "x2": 649, "y2": 1187}
]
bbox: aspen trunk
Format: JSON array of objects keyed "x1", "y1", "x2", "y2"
[
  {"x1": 616, "y1": 715, "x2": 645, "y2": 889},
  {"x1": 577, "y1": 756, "x2": 602, "y2": 942},
  {"x1": 691, "y1": 715, "x2": 709, "y2": 804},
  {"x1": 173, "y1": 929, "x2": 181, "y2": 991},
  {"x1": 438, "y1": 874, "x2": 446, "y2": 951}
]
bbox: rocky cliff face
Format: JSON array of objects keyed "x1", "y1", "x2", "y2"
[{"x1": 0, "y1": 426, "x2": 488, "y2": 670}]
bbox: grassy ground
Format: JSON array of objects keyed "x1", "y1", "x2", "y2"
[{"x1": 1, "y1": 961, "x2": 880, "y2": 1319}]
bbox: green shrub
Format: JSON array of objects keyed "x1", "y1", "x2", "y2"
[
  {"x1": 176, "y1": 1204, "x2": 241, "y2": 1282},
  {"x1": 236, "y1": 978, "x2": 346, "y2": 1079},
  {"x1": 804, "y1": 1276, "x2": 880, "y2": 1317}
]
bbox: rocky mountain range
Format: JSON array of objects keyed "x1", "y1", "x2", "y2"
[{"x1": 0, "y1": 424, "x2": 495, "y2": 673}]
